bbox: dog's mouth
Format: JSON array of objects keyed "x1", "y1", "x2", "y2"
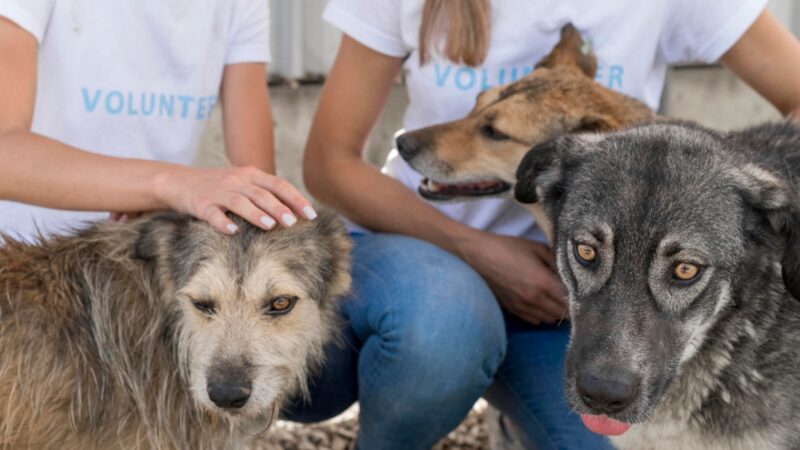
[
  {"x1": 580, "y1": 414, "x2": 632, "y2": 436},
  {"x1": 238, "y1": 402, "x2": 281, "y2": 436},
  {"x1": 418, "y1": 178, "x2": 511, "y2": 200}
]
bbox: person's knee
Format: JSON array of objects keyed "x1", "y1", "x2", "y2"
[{"x1": 360, "y1": 235, "x2": 507, "y2": 393}]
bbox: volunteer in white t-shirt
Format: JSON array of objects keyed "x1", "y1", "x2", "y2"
[
  {"x1": 287, "y1": 1, "x2": 800, "y2": 449},
  {"x1": 0, "y1": 0, "x2": 316, "y2": 242}
]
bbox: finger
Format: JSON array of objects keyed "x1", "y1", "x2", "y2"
[
  {"x1": 528, "y1": 294, "x2": 568, "y2": 322},
  {"x1": 252, "y1": 173, "x2": 317, "y2": 220},
  {"x1": 242, "y1": 186, "x2": 299, "y2": 228},
  {"x1": 223, "y1": 194, "x2": 282, "y2": 231},
  {"x1": 530, "y1": 243, "x2": 557, "y2": 269},
  {"x1": 538, "y1": 272, "x2": 569, "y2": 305},
  {"x1": 500, "y1": 296, "x2": 547, "y2": 325},
  {"x1": 203, "y1": 206, "x2": 239, "y2": 235},
  {"x1": 513, "y1": 306, "x2": 544, "y2": 325}
]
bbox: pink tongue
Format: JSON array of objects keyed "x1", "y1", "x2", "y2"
[{"x1": 580, "y1": 414, "x2": 631, "y2": 436}]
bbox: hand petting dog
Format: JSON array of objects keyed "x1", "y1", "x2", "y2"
[{"x1": 458, "y1": 230, "x2": 567, "y2": 324}]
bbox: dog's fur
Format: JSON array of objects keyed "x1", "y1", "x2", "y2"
[
  {"x1": 0, "y1": 211, "x2": 351, "y2": 449},
  {"x1": 396, "y1": 24, "x2": 654, "y2": 239},
  {"x1": 515, "y1": 120, "x2": 800, "y2": 449}
]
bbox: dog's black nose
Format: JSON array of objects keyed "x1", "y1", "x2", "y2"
[
  {"x1": 577, "y1": 370, "x2": 638, "y2": 414},
  {"x1": 396, "y1": 133, "x2": 421, "y2": 160},
  {"x1": 208, "y1": 380, "x2": 252, "y2": 409}
]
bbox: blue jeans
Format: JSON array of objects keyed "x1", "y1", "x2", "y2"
[{"x1": 282, "y1": 233, "x2": 612, "y2": 450}]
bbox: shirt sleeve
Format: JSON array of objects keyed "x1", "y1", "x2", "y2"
[
  {"x1": 659, "y1": 0, "x2": 768, "y2": 64},
  {"x1": 0, "y1": 0, "x2": 55, "y2": 44},
  {"x1": 226, "y1": 0, "x2": 271, "y2": 65},
  {"x1": 323, "y1": 0, "x2": 406, "y2": 57}
]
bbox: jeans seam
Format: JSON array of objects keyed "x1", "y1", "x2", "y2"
[
  {"x1": 350, "y1": 259, "x2": 398, "y2": 389},
  {"x1": 493, "y1": 370, "x2": 559, "y2": 450}
]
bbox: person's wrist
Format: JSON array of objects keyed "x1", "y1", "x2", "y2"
[
  {"x1": 448, "y1": 224, "x2": 485, "y2": 263},
  {"x1": 149, "y1": 164, "x2": 183, "y2": 210}
]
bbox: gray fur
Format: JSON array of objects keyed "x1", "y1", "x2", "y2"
[{"x1": 515, "y1": 120, "x2": 800, "y2": 449}]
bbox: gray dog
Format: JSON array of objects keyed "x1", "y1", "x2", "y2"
[{"x1": 514, "y1": 120, "x2": 800, "y2": 449}]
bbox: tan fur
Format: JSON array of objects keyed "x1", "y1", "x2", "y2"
[
  {"x1": 0, "y1": 211, "x2": 351, "y2": 449},
  {"x1": 401, "y1": 24, "x2": 655, "y2": 241}
]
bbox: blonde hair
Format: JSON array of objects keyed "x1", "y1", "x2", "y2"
[{"x1": 419, "y1": 0, "x2": 491, "y2": 67}]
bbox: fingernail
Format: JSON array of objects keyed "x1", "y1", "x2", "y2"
[
  {"x1": 260, "y1": 215, "x2": 276, "y2": 229},
  {"x1": 303, "y1": 206, "x2": 318, "y2": 220},
  {"x1": 226, "y1": 223, "x2": 238, "y2": 234},
  {"x1": 281, "y1": 213, "x2": 297, "y2": 226}
]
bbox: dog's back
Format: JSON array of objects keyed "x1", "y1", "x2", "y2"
[{"x1": 0, "y1": 226, "x2": 170, "y2": 449}]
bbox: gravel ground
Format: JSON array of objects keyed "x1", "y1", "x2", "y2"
[{"x1": 253, "y1": 400, "x2": 490, "y2": 450}]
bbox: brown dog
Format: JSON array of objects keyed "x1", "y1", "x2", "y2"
[{"x1": 396, "y1": 24, "x2": 654, "y2": 239}]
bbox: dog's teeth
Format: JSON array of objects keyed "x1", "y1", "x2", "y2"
[{"x1": 427, "y1": 179, "x2": 439, "y2": 192}]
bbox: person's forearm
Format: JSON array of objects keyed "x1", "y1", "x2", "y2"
[
  {"x1": 0, "y1": 129, "x2": 176, "y2": 212},
  {"x1": 721, "y1": 11, "x2": 800, "y2": 119},
  {"x1": 223, "y1": 101, "x2": 275, "y2": 172},
  {"x1": 305, "y1": 153, "x2": 478, "y2": 256},
  {"x1": 222, "y1": 63, "x2": 275, "y2": 173}
]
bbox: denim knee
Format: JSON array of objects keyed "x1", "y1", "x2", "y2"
[{"x1": 351, "y1": 234, "x2": 507, "y2": 403}]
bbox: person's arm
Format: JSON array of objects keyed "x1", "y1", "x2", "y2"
[
  {"x1": 220, "y1": 62, "x2": 313, "y2": 226},
  {"x1": 304, "y1": 35, "x2": 566, "y2": 324},
  {"x1": 0, "y1": 18, "x2": 311, "y2": 233},
  {"x1": 720, "y1": 10, "x2": 800, "y2": 120},
  {"x1": 221, "y1": 63, "x2": 275, "y2": 172}
]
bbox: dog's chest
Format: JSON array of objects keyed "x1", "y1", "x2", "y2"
[
  {"x1": 611, "y1": 422, "x2": 706, "y2": 450},
  {"x1": 611, "y1": 424, "x2": 775, "y2": 450},
  {"x1": 611, "y1": 343, "x2": 778, "y2": 450}
]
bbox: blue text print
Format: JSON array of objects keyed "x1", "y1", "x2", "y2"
[
  {"x1": 81, "y1": 88, "x2": 218, "y2": 120},
  {"x1": 433, "y1": 62, "x2": 624, "y2": 91}
]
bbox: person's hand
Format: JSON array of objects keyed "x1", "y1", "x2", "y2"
[
  {"x1": 151, "y1": 166, "x2": 317, "y2": 234},
  {"x1": 457, "y1": 230, "x2": 568, "y2": 325}
]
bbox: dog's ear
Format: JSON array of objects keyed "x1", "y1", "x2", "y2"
[
  {"x1": 311, "y1": 210, "x2": 353, "y2": 300},
  {"x1": 133, "y1": 213, "x2": 186, "y2": 262},
  {"x1": 733, "y1": 164, "x2": 800, "y2": 299},
  {"x1": 514, "y1": 136, "x2": 579, "y2": 205},
  {"x1": 535, "y1": 23, "x2": 597, "y2": 78},
  {"x1": 574, "y1": 114, "x2": 621, "y2": 133}
]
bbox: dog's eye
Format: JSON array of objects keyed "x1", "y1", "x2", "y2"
[
  {"x1": 191, "y1": 299, "x2": 217, "y2": 315},
  {"x1": 480, "y1": 124, "x2": 509, "y2": 141},
  {"x1": 264, "y1": 295, "x2": 298, "y2": 316},
  {"x1": 574, "y1": 243, "x2": 597, "y2": 266},
  {"x1": 673, "y1": 262, "x2": 701, "y2": 283}
]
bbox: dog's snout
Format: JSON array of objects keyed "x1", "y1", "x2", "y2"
[
  {"x1": 396, "y1": 133, "x2": 422, "y2": 160},
  {"x1": 208, "y1": 379, "x2": 252, "y2": 410},
  {"x1": 577, "y1": 370, "x2": 638, "y2": 414}
]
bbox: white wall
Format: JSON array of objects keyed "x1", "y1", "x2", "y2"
[
  {"x1": 266, "y1": 0, "x2": 800, "y2": 78},
  {"x1": 268, "y1": 0, "x2": 340, "y2": 79}
]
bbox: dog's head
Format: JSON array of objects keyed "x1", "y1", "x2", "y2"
[
  {"x1": 514, "y1": 122, "x2": 800, "y2": 435},
  {"x1": 397, "y1": 23, "x2": 652, "y2": 201},
  {"x1": 133, "y1": 211, "x2": 351, "y2": 432}
]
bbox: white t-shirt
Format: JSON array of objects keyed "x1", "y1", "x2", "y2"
[
  {"x1": 0, "y1": 0, "x2": 271, "y2": 241},
  {"x1": 324, "y1": 0, "x2": 767, "y2": 241}
]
